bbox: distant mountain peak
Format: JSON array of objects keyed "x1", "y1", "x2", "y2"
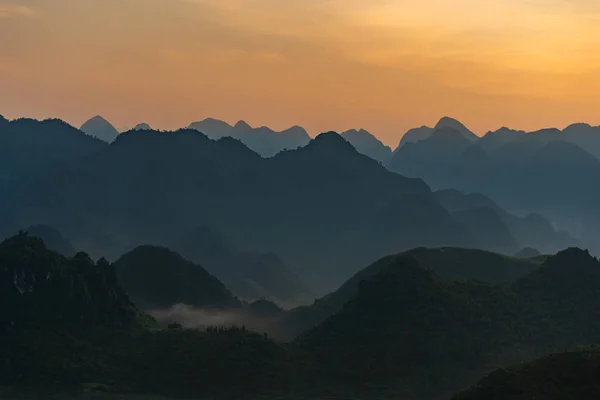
[
  {"x1": 565, "y1": 122, "x2": 592, "y2": 130},
  {"x1": 188, "y1": 118, "x2": 233, "y2": 140},
  {"x1": 301, "y1": 131, "x2": 358, "y2": 155},
  {"x1": 133, "y1": 123, "x2": 152, "y2": 131},
  {"x1": 492, "y1": 127, "x2": 525, "y2": 134},
  {"x1": 286, "y1": 125, "x2": 308, "y2": 134},
  {"x1": 311, "y1": 131, "x2": 347, "y2": 144},
  {"x1": 88, "y1": 115, "x2": 109, "y2": 123},
  {"x1": 435, "y1": 116, "x2": 470, "y2": 132},
  {"x1": 233, "y1": 120, "x2": 252, "y2": 130},
  {"x1": 434, "y1": 116, "x2": 478, "y2": 141},
  {"x1": 80, "y1": 115, "x2": 119, "y2": 143},
  {"x1": 202, "y1": 117, "x2": 228, "y2": 124}
]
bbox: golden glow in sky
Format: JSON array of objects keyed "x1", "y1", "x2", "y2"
[{"x1": 1, "y1": 0, "x2": 599, "y2": 145}]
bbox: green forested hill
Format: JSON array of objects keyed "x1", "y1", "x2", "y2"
[
  {"x1": 452, "y1": 347, "x2": 600, "y2": 400},
  {"x1": 3, "y1": 238, "x2": 600, "y2": 400},
  {"x1": 113, "y1": 245, "x2": 241, "y2": 310}
]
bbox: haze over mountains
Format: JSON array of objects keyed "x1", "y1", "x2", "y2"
[
  {"x1": 388, "y1": 118, "x2": 600, "y2": 255},
  {"x1": 4, "y1": 109, "x2": 600, "y2": 399},
  {"x1": 4, "y1": 231, "x2": 600, "y2": 399},
  {"x1": 0, "y1": 113, "x2": 589, "y2": 297}
]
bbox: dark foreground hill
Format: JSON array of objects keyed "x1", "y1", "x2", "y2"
[
  {"x1": 4, "y1": 238, "x2": 600, "y2": 399},
  {"x1": 113, "y1": 245, "x2": 241, "y2": 310},
  {"x1": 293, "y1": 248, "x2": 600, "y2": 398},
  {"x1": 452, "y1": 348, "x2": 600, "y2": 400},
  {"x1": 0, "y1": 234, "x2": 290, "y2": 398},
  {"x1": 278, "y1": 247, "x2": 541, "y2": 340}
]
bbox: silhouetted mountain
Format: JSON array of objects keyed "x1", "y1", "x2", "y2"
[
  {"x1": 396, "y1": 125, "x2": 433, "y2": 150},
  {"x1": 0, "y1": 118, "x2": 106, "y2": 232},
  {"x1": 280, "y1": 247, "x2": 540, "y2": 340},
  {"x1": 295, "y1": 256, "x2": 517, "y2": 397},
  {"x1": 170, "y1": 226, "x2": 312, "y2": 305},
  {"x1": 389, "y1": 121, "x2": 600, "y2": 254},
  {"x1": 452, "y1": 348, "x2": 600, "y2": 400},
  {"x1": 7, "y1": 128, "x2": 484, "y2": 294},
  {"x1": 435, "y1": 189, "x2": 578, "y2": 253},
  {"x1": 188, "y1": 117, "x2": 233, "y2": 139},
  {"x1": 80, "y1": 115, "x2": 120, "y2": 142},
  {"x1": 0, "y1": 118, "x2": 105, "y2": 182},
  {"x1": 0, "y1": 233, "x2": 141, "y2": 331},
  {"x1": 395, "y1": 117, "x2": 477, "y2": 151},
  {"x1": 293, "y1": 247, "x2": 600, "y2": 398},
  {"x1": 25, "y1": 224, "x2": 76, "y2": 256},
  {"x1": 229, "y1": 120, "x2": 311, "y2": 157},
  {"x1": 0, "y1": 235, "x2": 288, "y2": 397},
  {"x1": 113, "y1": 245, "x2": 241, "y2": 310},
  {"x1": 435, "y1": 116, "x2": 478, "y2": 141},
  {"x1": 478, "y1": 127, "x2": 526, "y2": 153},
  {"x1": 341, "y1": 128, "x2": 392, "y2": 163},
  {"x1": 189, "y1": 118, "x2": 311, "y2": 157},
  {"x1": 133, "y1": 122, "x2": 151, "y2": 130},
  {"x1": 388, "y1": 126, "x2": 473, "y2": 188}
]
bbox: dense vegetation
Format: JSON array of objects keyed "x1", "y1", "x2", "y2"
[
  {"x1": 278, "y1": 247, "x2": 541, "y2": 340},
  {"x1": 453, "y1": 347, "x2": 600, "y2": 400},
  {"x1": 3, "y1": 232, "x2": 600, "y2": 399},
  {"x1": 113, "y1": 245, "x2": 241, "y2": 310}
]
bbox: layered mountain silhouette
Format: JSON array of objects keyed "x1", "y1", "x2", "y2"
[
  {"x1": 80, "y1": 115, "x2": 120, "y2": 142},
  {"x1": 189, "y1": 118, "x2": 310, "y2": 157},
  {"x1": 133, "y1": 122, "x2": 152, "y2": 130},
  {"x1": 389, "y1": 119, "x2": 600, "y2": 253},
  {"x1": 278, "y1": 246, "x2": 542, "y2": 340},
  {"x1": 4, "y1": 229, "x2": 600, "y2": 399},
  {"x1": 5, "y1": 128, "x2": 488, "y2": 294},
  {"x1": 0, "y1": 233, "x2": 142, "y2": 331},
  {"x1": 169, "y1": 226, "x2": 312, "y2": 305},
  {"x1": 0, "y1": 117, "x2": 106, "y2": 236},
  {"x1": 395, "y1": 116, "x2": 478, "y2": 150},
  {"x1": 341, "y1": 128, "x2": 392, "y2": 163},
  {"x1": 435, "y1": 189, "x2": 578, "y2": 253},
  {"x1": 293, "y1": 247, "x2": 600, "y2": 398}
]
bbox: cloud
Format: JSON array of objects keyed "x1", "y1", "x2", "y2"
[{"x1": 0, "y1": 3, "x2": 36, "y2": 19}]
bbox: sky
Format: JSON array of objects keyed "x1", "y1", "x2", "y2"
[{"x1": 1, "y1": 0, "x2": 599, "y2": 146}]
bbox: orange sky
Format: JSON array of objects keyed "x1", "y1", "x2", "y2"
[{"x1": 1, "y1": 0, "x2": 599, "y2": 146}]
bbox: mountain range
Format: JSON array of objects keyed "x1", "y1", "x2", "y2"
[
  {"x1": 0, "y1": 116, "x2": 581, "y2": 296},
  {"x1": 0, "y1": 120, "x2": 470, "y2": 295},
  {"x1": 189, "y1": 118, "x2": 311, "y2": 157},
  {"x1": 388, "y1": 119, "x2": 600, "y2": 255},
  {"x1": 80, "y1": 115, "x2": 120, "y2": 143},
  {"x1": 4, "y1": 232, "x2": 600, "y2": 399}
]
